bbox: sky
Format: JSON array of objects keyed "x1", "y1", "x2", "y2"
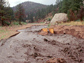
[{"x1": 9, "y1": 0, "x2": 56, "y2": 7}]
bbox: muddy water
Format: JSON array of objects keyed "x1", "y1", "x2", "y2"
[{"x1": 0, "y1": 25, "x2": 84, "y2": 63}]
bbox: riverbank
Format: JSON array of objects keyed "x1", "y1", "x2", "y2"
[{"x1": 0, "y1": 23, "x2": 45, "y2": 40}]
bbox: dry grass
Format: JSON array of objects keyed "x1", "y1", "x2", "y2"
[
  {"x1": 0, "y1": 23, "x2": 44, "y2": 40},
  {"x1": 59, "y1": 21, "x2": 84, "y2": 25}
]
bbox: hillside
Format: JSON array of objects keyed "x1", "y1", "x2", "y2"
[{"x1": 12, "y1": 1, "x2": 47, "y2": 14}]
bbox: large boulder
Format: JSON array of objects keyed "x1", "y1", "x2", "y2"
[{"x1": 50, "y1": 13, "x2": 68, "y2": 25}]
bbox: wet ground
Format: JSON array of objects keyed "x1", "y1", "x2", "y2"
[{"x1": 0, "y1": 25, "x2": 84, "y2": 63}]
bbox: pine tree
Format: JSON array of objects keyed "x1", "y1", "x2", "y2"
[
  {"x1": 0, "y1": 0, "x2": 6, "y2": 26},
  {"x1": 61, "y1": 0, "x2": 70, "y2": 13},
  {"x1": 5, "y1": 7, "x2": 14, "y2": 24},
  {"x1": 69, "y1": 0, "x2": 83, "y2": 12},
  {"x1": 15, "y1": 4, "x2": 25, "y2": 25},
  {"x1": 58, "y1": 0, "x2": 83, "y2": 13},
  {"x1": 0, "y1": 0, "x2": 13, "y2": 26}
]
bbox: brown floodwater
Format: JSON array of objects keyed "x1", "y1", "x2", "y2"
[{"x1": 0, "y1": 25, "x2": 84, "y2": 63}]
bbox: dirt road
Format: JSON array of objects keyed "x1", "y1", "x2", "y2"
[{"x1": 0, "y1": 25, "x2": 84, "y2": 63}]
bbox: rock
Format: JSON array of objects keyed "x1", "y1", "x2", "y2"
[
  {"x1": 50, "y1": 13, "x2": 68, "y2": 25},
  {"x1": 45, "y1": 21, "x2": 50, "y2": 24},
  {"x1": 39, "y1": 30, "x2": 48, "y2": 36}
]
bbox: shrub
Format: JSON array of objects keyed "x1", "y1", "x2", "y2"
[
  {"x1": 48, "y1": 24, "x2": 51, "y2": 27},
  {"x1": 4, "y1": 21, "x2": 10, "y2": 25},
  {"x1": 47, "y1": 18, "x2": 52, "y2": 21},
  {"x1": 13, "y1": 22, "x2": 19, "y2": 25},
  {"x1": 21, "y1": 22, "x2": 27, "y2": 25},
  {"x1": 77, "y1": 6, "x2": 84, "y2": 21},
  {"x1": 67, "y1": 9, "x2": 77, "y2": 21}
]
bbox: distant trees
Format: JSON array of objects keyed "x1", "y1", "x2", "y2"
[
  {"x1": 28, "y1": 13, "x2": 34, "y2": 23},
  {"x1": 58, "y1": 0, "x2": 83, "y2": 13},
  {"x1": 0, "y1": 0, "x2": 6, "y2": 26},
  {"x1": 70, "y1": 0, "x2": 83, "y2": 11},
  {"x1": 26, "y1": 4, "x2": 55, "y2": 22},
  {"x1": 4, "y1": 7, "x2": 14, "y2": 24},
  {"x1": 61, "y1": 0, "x2": 69, "y2": 13},
  {"x1": 13, "y1": 0, "x2": 84, "y2": 23},
  {"x1": 15, "y1": 4, "x2": 25, "y2": 25},
  {"x1": 68, "y1": 0, "x2": 83, "y2": 21},
  {"x1": 0, "y1": 0, "x2": 83, "y2": 26},
  {"x1": 55, "y1": 0, "x2": 84, "y2": 21}
]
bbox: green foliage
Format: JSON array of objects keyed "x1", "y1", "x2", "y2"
[
  {"x1": 77, "y1": 6, "x2": 84, "y2": 21},
  {"x1": 21, "y1": 22, "x2": 27, "y2": 25},
  {"x1": 26, "y1": 4, "x2": 54, "y2": 23},
  {"x1": 61, "y1": 0, "x2": 70, "y2": 13},
  {"x1": 47, "y1": 18, "x2": 52, "y2": 21},
  {"x1": 15, "y1": 4, "x2": 25, "y2": 25},
  {"x1": 76, "y1": 19, "x2": 81, "y2": 21},
  {"x1": 13, "y1": 22, "x2": 27, "y2": 25},
  {"x1": 0, "y1": 0, "x2": 14, "y2": 26},
  {"x1": 58, "y1": 0, "x2": 83, "y2": 13},
  {"x1": 67, "y1": 10, "x2": 70, "y2": 21},
  {"x1": 4, "y1": 21, "x2": 10, "y2": 25},
  {"x1": 13, "y1": 22, "x2": 19, "y2": 25},
  {"x1": 48, "y1": 24, "x2": 51, "y2": 27},
  {"x1": 0, "y1": 30, "x2": 6, "y2": 33},
  {"x1": 1, "y1": 16, "x2": 6, "y2": 20},
  {"x1": 1, "y1": 35, "x2": 6, "y2": 39},
  {"x1": 56, "y1": 0, "x2": 84, "y2": 21},
  {"x1": 40, "y1": 22, "x2": 44, "y2": 23},
  {"x1": 0, "y1": 26, "x2": 2, "y2": 28}
]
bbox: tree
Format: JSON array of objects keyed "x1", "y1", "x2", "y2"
[
  {"x1": 5, "y1": 7, "x2": 14, "y2": 24},
  {"x1": 68, "y1": 0, "x2": 83, "y2": 21},
  {"x1": 0, "y1": 0, "x2": 6, "y2": 26},
  {"x1": 69, "y1": 0, "x2": 83, "y2": 12},
  {"x1": 61, "y1": 0, "x2": 70, "y2": 13},
  {"x1": 0, "y1": 0, "x2": 13, "y2": 26},
  {"x1": 56, "y1": 0, "x2": 62, "y2": 7},
  {"x1": 68, "y1": 9, "x2": 77, "y2": 21},
  {"x1": 57, "y1": 0, "x2": 83, "y2": 13},
  {"x1": 77, "y1": 6, "x2": 84, "y2": 21},
  {"x1": 15, "y1": 4, "x2": 25, "y2": 25},
  {"x1": 56, "y1": 0, "x2": 84, "y2": 21}
]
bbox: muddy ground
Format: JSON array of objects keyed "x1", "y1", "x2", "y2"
[{"x1": 0, "y1": 25, "x2": 84, "y2": 63}]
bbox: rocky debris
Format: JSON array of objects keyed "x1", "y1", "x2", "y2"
[
  {"x1": 50, "y1": 13, "x2": 68, "y2": 25},
  {"x1": 61, "y1": 42, "x2": 84, "y2": 63},
  {"x1": 0, "y1": 25, "x2": 84, "y2": 63},
  {"x1": 45, "y1": 20, "x2": 50, "y2": 24},
  {"x1": 53, "y1": 25, "x2": 84, "y2": 39},
  {"x1": 46, "y1": 58, "x2": 67, "y2": 63},
  {"x1": 39, "y1": 31, "x2": 48, "y2": 35},
  {"x1": 39, "y1": 25, "x2": 84, "y2": 39},
  {"x1": 0, "y1": 39, "x2": 7, "y2": 46}
]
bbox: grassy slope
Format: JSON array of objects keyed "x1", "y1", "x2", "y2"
[{"x1": 58, "y1": 21, "x2": 84, "y2": 25}]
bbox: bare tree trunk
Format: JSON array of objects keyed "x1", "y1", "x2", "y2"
[
  {"x1": 19, "y1": 20, "x2": 22, "y2": 25},
  {"x1": 80, "y1": 17, "x2": 83, "y2": 21},
  {"x1": 9, "y1": 20, "x2": 11, "y2": 25},
  {"x1": 1, "y1": 19, "x2": 4, "y2": 26}
]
